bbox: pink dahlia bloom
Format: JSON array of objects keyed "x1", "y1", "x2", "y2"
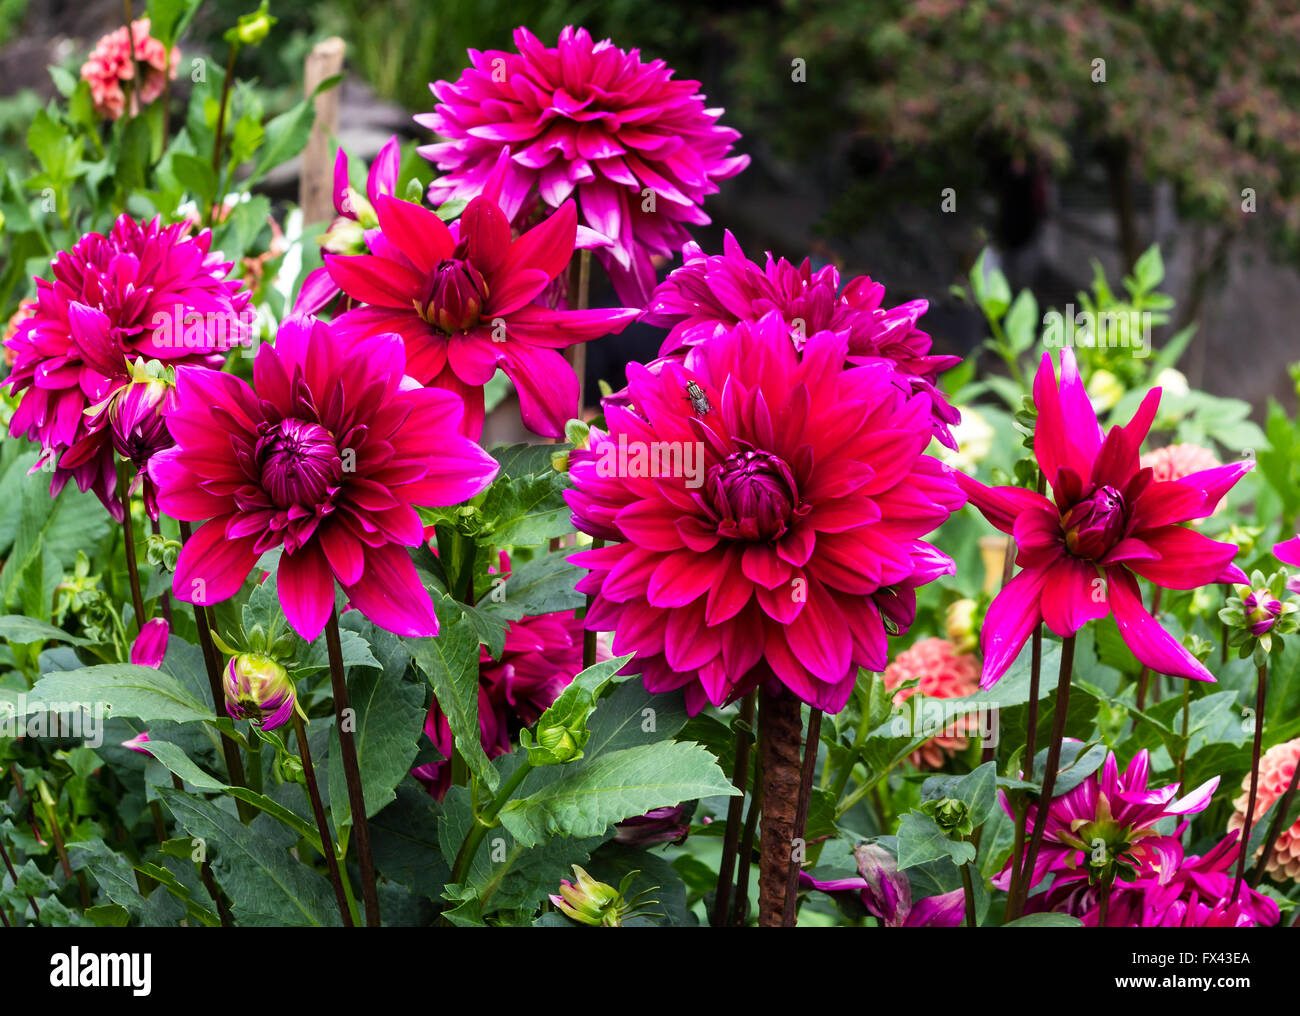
[
  {"x1": 326, "y1": 155, "x2": 637, "y2": 438},
  {"x1": 642, "y1": 231, "x2": 962, "y2": 447},
  {"x1": 414, "y1": 607, "x2": 598, "y2": 799},
  {"x1": 295, "y1": 136, "x2": 402, "y2": 316},
  {"x1": 80, "y1": 18, "x2": 179, "y2": 121},
  {"x1": 998, "y1": 748, "x2": 1218, "y2": 893},
  {"x1": 4, "y1": 215, "x2": 248, "y2": 520},
  {"x1": 148, "y1": 314, "x2": 498, "y2": 640},
  {"x1": 1031, "y1": 833, "x2": 1280, "y2": 927},
  {"x1": 565, "y1": 311, "x2": 964, "y2": 714},
  {"x1": 417, "y1": 26, "x2": 749, "y2": 306},
  {"x1": 1276, "y1": 532, "x2": 1300, "y2": 584},
  {"x1": 1139, "y1": 442, "x2": 1220, "y2": 483},
  {"x1": 881, "y1": 638, "x2": 980, "y2": 769},
  {"x1": 958, "y1": 350, "x2": 1250, "y2": 687},
  {"x1": 1229, "y1": 736, "x2": 1300, "y2": 882}
]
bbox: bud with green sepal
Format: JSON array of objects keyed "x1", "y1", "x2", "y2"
[
  {"x1": 1220, "y1": 568, "x2": 1299, "y2": 666},
  {"x1": 549, "y1": 866, "x2": 661, "y2": 927},
  {"x1": 223, "y1": 653, "x2": 297, "y2": 731}
]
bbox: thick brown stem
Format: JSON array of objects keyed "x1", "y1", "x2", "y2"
[
  {"x1": 757, "y1": 688, "x2": 802, "y2": 927},
  {"x1": 782, "y1": 708, "x2": 821, "y2": 925}
]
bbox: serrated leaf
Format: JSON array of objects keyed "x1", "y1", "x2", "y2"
[
  {"x1": 896, "y1": 811, "x2": 976, "y2": 869},
  {"x1": 0, "y1": 616, "x2": 90, "y2": 646},
  {"x1": 409, "y1": 615, "x2": 496, "y2": 792},
  {"x1": 27, "y1": 665, "x2": 213, "y2": 724}
]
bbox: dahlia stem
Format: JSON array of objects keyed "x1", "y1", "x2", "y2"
[
  {"x1": 757, "y1": 687, "x2": 803, "y2": 927},
  {"x1": 582, "y1": 536, "x2": 604, "y2": 670},
  {"x1": 1010, "y1": 634, "x2": 1075, "y2": 920},
  {"x1": 1235, "y1": 661, "x2": 1268, "y2": 901},
  {"x1": 150, "y1": 516, "x2": 172, "y2": 627},
  {"x1": 782, "y1": 707, "x2": 822, "y2": 926},
  {"x1": 711, "y1": 692, "x2": 755, "y2": 927},
  {"x1": 0, "y1": 832, "x2": 38, "y2": 922},
  {"x1": 450, "y1": 758, "x2": 534, "y2": 886},
  {"x1": 292, "y1": 709, "x2": 354, "y2": 927},
  {"x1": 325, "y1": 608, "x2": 381, "y2": 926},
  {"x1": 1097, "y1": 877, "x2": 1112, "y2": 927},
  {"x1": 177, "y1": 521, "x2": 252, "y2": 822},
  {"x1": 1250, "y1": 749, "x2": 1300, "y2": 888},
  {"x1": 116, "y1": 462, "x2": 147, "y2": 631},
  {"x1": 246, "y1": 731, "x2": 263, "y2": 795},
  {"x1": 1176, "y1": 683, "x2": 1191, "y2": 785},
  {"x1": 731, "y1": 753, "x2": 763, "y2": 926},
  {"x1": 960, "y1": 861, "x2": 977, "y2": 927},
  {"x1": 1007, "y1": 620, "x2": 1044, "y2": 905}
]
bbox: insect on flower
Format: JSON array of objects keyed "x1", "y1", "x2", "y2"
[{"x1": 684, "y1": 380, "x2": 712, "y2": 417}]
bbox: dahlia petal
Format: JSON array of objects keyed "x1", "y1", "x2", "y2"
[
  {"x1": 1107, "y1": 567, "x2": 1215, "y2": 682},
  {"x1": 1039, "y1": 556, "x2": 1108, "y2": 638},
  {"x1": 325, "y1": 253, "x2": 423, "y2": 308},
  {"x1": 501, "y1": 341, "x2": 579, "y2": 438},
  {"x1": 1175, "y1": 461, "x2": 1253, "y2": 520},
  {"x1": 955, "y1": 473, "x2": 1054, "y2": 535},
  {"x1": 1276, "y1": 534, "x2": 1300, "y2": 567},
  {"x1": 344, "y1": 544, "x2": 439, "y2": 637},
  {"x1": 373, "y1": 194, "x2": 454, "y2": 274},
  {"x1": 501, "y1": 199, "x2": 577, "y2": 282},
  {"x1": 1124, "y1": 526, "x2": 1242, "y2": 589},
  {"x1": 278, "y1": 543, "x2": 336, "y2": 641},
  {"x1": 980, "y1": 566, "x2": 1049, "y2": 688}
]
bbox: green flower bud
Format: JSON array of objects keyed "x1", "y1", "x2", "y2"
[
  {"x1": 549, "y1": 866, "x2": 659, "y2": 927},
  {"x1": 226, "y1": 2, "x2": 276, "y2": 46}
]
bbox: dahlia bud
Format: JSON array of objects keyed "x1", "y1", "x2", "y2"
[
  {"x1": 528, "y1": 720, "x2": 586, "y2": 765},
  {"x1": 614, "y1": 803, "x2": 695, "y2": 848},
  {"x1": 1062, "y1": 485, "x2": 1126, "y2": 560},
  {"x1": 1220, "y1": 571, "x2": 1299, "y2": 664},
  {"x1": 227, "y1": 1, "x2": 276, "y2": 46},
  {"x1": 550, "y1": 866, "x2": 659, "y2": 927},
  {"x1": 319, "y1": 214, "x2": 367, "y2": 255},
  {"x1": 223, "y1": 653, "x2": 295, "y2": 730},
  {"x1": 107, "y1": 360, "x2": 176, "y2": 467},
  {"x1": 922, "y1": 797, "x2": 973, "y2": 839},
  {"x1": 709, "y1": 447, "x2": 798, "y2": 541},
  {"x1": 1242, "y1": 588, "x2": 1283, "y2": 636},
  {"x1": 1086, "y1": 368, "x2": 1123, "y2": 413},
  {"x1": 129, "y1": 618, "x2": 169, "y2": 668},
  {"x1": 944, "y1": 598, "x2": 978, "y2": 654},
  {"x1": 418, "y1": 249, "x2": 489, "y2": 333}
]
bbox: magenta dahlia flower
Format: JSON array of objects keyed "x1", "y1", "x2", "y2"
[
  {"x1": 417, "y1": 26, "x2": 749, "y2": 305},
  {"x1": 565, "y1": 311, "x2": 964, "y2": 714},
  {"x1": 1277, "y1": 533, "x2": 1300, "y2": 571},
  {"x1": 325, "y1": 160, "x2": 637, "y2": 438},
  {"x1": 996, "y1": 747, "x2": 1218, "y2": 892},
  {"x1": 148, "y1": 314, "x2": 498, "y2": 640},
  {"x1": 958, "y1": 350, "x2": 1250, "y2": 687},
  {"x1": 413, "y1": 607, "x2": 598, "y2": 799},
  {"x1": 643, "y1": 231, "x2": 962, "y2": 447},
  {"x1": 5, "y1": 215, "x2": 248, "y2": 520},
  {"x1": 798, "y1": 844, "x2": 964, "y2": 927}
]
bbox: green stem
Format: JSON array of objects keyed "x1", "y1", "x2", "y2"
[
  {"x1": 1234, "y1": 662, "x2": 1268, "y2": 901},
  {"x1": 1176, "y1": 682, "x2": 1191, "y2": 786},
  {"x1": 961, "y1": 861, "x2": 977, "y2": 927},
  {"x1": 450, "y1": 759, "x2": 534, "y2": 885},
  {"x1": 116, "y1": 460, "x2": 146, "y2": 632},
  {"x1": 207, "y1": 43, "x2": 239, "y2": 225},
  {"x1": 246, "y1": 732, "x2": 263, "y2": 795},
  {"x1": 291, "y1": 709, "x2": 354, "y2": 927}
]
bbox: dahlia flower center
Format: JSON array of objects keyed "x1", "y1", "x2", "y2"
[
  {"x1": 708, "y1": 448, "x2": 798, "y2": 541},
  {"x1": 255, "y1": 418, "x2": 341, "y2": 509},
  {"x1": 417, "y1": 243, "x2": 489, "y2": 334},
  {"x1": 1062, "y1": 484, "x2": 1126, "y2": 560}
]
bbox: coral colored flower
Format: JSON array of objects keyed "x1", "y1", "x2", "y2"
[
  {"x1": 413, "y1": 606, "x2": 600, "y2": 799},
  {"x1": 326, "y1": 156, "x2": 637, "y2": 438},
  {"x1": 799, "y1": 844, "x2": 964, "y2": 927},
  {"x1": 565, "y1": 311, "x2": 964, "y2": 714},
  {"x1": 997, "y1": 748, "x2": 1218, "y2": 893},
  {"x1": 4, "y1": 215, "x2": 248, "y2": 520},
  {"x1": 418, "y1": 26, "x2": 749, "y2": 306},
  {"x1": 881, "y1": 638, "x2": 980, "y2": 769},
  {"x1": 3, "y1": 300, "x2": 35, "y2": 366},
  {"x1": 642, "y1": 231, "x2": 961, "y2": 447},
  {"x1": 295, "y1": 136, "x2": 402, "y2": 316},
  {"x1": 1140, "y1": 442, "x2": 1220, "y2": 483},
  {"x1": 149, "y1": 315, "x2": 498, "y2": 640},
  {"x1": 129, "y1": 617, "x2": 170, "y2": 668},
  {"x1": 958, "y1": 350, "x2": 1250, "y2": 687},
  {"x1": 80, "y1": 18, "x2": 179, "y2": 121},
  {"x1": 1229, "y1": 736, "x2": 1300, "y2": 882}
]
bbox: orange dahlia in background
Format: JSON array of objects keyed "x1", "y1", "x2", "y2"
[
  {"x1": 1229, "y1": 736, "x2": 1300, "y2": 881},
  {"x1": 881, "y1": 637, "x2": 979, "y2": 768}
]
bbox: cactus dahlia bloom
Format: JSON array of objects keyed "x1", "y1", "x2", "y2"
[
  {"x1": 1229, "y1": 737, "x2": 1300, "y2": 881},
  {"x1": 881, "y1": 638, "x2": 979, "y2": 768},
  {"x1": 417, "y1": 26, "x2": 749, "y2": 306},
  {"x1": 565, "y1": 311, "x2": 964, "y2": 714},
  {"x1": 5, "y1": 217, "x2": 248, "y2": 519},
  {"x1": 326, "y1": 155, "x2": 637, "y2": 439},
  {"x1": 80, "y1": 18, "x2": 179, "y2": 121},
  {"x1": 148, "y1": 315, "x2": 498, "y2": 640},
  {"x1": 958, "y1": 350, "x2": 1251, "y2": 687},
  {"x1": 413, "y1": 607, "x2": 601, "y2": 800},
  {"x1": 996, "y1": 748, "x2": 1219, "y2": 893},
  {"x1": 641, "y1": 231, "x2": 962, "y2": 448}
]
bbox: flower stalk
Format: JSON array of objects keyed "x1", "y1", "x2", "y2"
[
  {"x1": 291, "y1": 709, "x2": 354, "y2": 927},
  {"x1": 1234, "y1": 662, "x2": 1268, "y2": 900},
  {"x1": 757, "y1": 687, "x2": 803, "y2": 927},
  {"x1": 711, "y1": 692, "x2": 754, "y2": 927}
]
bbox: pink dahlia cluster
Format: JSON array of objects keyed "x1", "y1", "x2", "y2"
[
  {"x1": 881, "y1": 638, "x2": 980, "y2": 768},
  {"x1": 642, "y1": 231, "x2": 962, "y2": 447},
  {"x1": 418, "y1": 26, "x2": 749, "y2": 305},
  {"x1": 1229, "y1": 736, "x2": 1300, "y2": 881},
  {"x1": 325, "y1": 152, "x2": 637, "y2": 438},
  {"x1": 414, "y1": 608, "x2": 596, "y2": 799},
  {"x1": 149, "y1": 315, "x2": 498, "y2": 640},
  {"x1": 998, "y1": 748, "x2": 1218, "y2": 892},
  {"x1": 565, "y1": 311, "x2": 964, "y2": 714},
  {"x1": 5, "y1": 215, "x2": 248, "y2": 519},
  {"x1": 960, "y1": 350, "x2": 1250, "y2": 687},
  {"x1": 80, "y1": 18, "x2": 179, "y2": 121}
]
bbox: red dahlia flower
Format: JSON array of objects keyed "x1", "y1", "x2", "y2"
[
  {"x1": 148, "y1": 315, "x2": 498, "y2": 640},
  {"x1": 565, "y1": 311, "x2": 964, "y2": 714},
  {"x1": 642, "y1": 231, "x2": 962, "y2": 447},
  {"x1": 325, "y1": 162, "x2": 637, "y2": 438},
  {"x1": 4, "y1": 215, "x2": 249, "y2": 520},
  {"x1": 417, "y1": 26, "x2": 749, "y2": 306},
  {"x1": 959, "y1": 350, "x2": 1250, "y2": 687}
]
